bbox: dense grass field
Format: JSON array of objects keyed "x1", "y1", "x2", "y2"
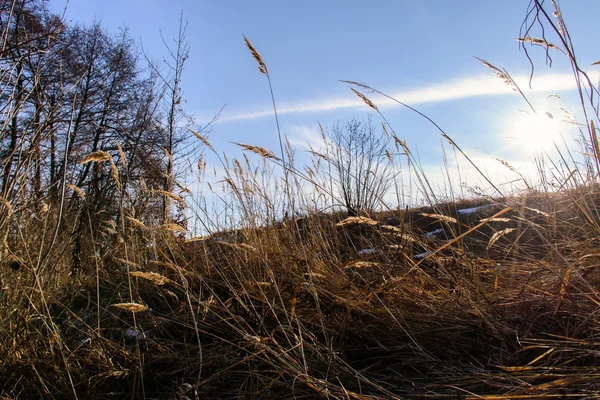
[
  {"x1": 3, "y1": 190, "x2": 600, "y2": 398},
  {"x1": 2, "y1": 0, "x2": 600, "y2": 398}
]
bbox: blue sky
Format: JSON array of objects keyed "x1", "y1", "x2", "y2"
[{"x1": 50, "y1": 1, "x2": 600, "y2": 210}]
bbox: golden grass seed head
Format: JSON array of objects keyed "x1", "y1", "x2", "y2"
[
  {"x1": 481, "y1": 217, "x2": 512, "y2": 223},
  {"x1": 190, "y1": 129, "x2": 214, "y2": 151},
  {"x1": 126, "y1": 216, "x2": 148, "y2": 229},
  {"x1": 350, "y1": 88, "x2": 378, "y2": 111},
  {"x1": 109, "y1": 159, "x2": 121, "y2": 187},
  {"x1": 129, "y1": 271, "x2": 171, "y2": 285},
  {"x1": 67, "y1": 184, "x2": 86, "y2": 199},
  {"x1": 185, "y1": 236, "x2": 210, "y2": 243},
  {"x1": 344, "y1": 260, "x2": 380, "y2": 269},
  {"x1": 111, "y1": 302, "x2": 148, "y2": 312},
  {"x1": 336, "y1": 216, "x2": 378, "y2": 226},
  {"x1": 244, "y1": 36, "x2": 268, "y2": 74},
  {"x1": 115, "y1": 142, "x2": 127, "y2": 167},
  {"x1": 475, "y1": 57, "x2": 513, "y2": 87},
  {"x1": 420, "y1": 213, "x2": 458, "y2": 224},
  {"x1": 153, "y1": 190, "x2": 187, "y2": 206},
  {"x1": 139, "y1": 177, "x2": 148, "y2": 193},
  {"x1": 516, "y1": 37, "x2": 560, "y2": 50},
  {"x1": 158, "y1": 223, "x2": 187, "y2": 233},
  {"x1": 233, "y1": 142, "x2": 281, "y2": 161},
  {"x1": 487, "y1": 228, "x2": 515, "y2": 249},
  {"x1": 80, "y1": 151, "x2": 111, "y2": 164}
]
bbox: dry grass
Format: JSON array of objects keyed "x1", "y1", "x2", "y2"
[
  {"x1": 2, "y1": 186, "x2": 600, "y2": 398},
  {"x1": 1, "y1": 1, "x2": 600, "y2": 399}
]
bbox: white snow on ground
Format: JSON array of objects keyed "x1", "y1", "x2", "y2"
[
  {"x1": 79, "y1": 337, "x2": 91, "y2": 345},
  {"x1": 457, "y1": 204, "x2": 495, "y2": 215},
  {"x1": 424, "y1": 228, "x2": 443, "y2": 238},
  {"x1": 358, "y1": 248, "x2": 377, "y2": 256},
  {"x1": 124, "y1": 328, "x2": 147, "y2": 339},
  {"x1": 414, "y1": 252, "x2": 430, "y2": 259}
]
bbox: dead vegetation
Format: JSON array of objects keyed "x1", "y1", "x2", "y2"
[
  {"x1": 2, "y1": 188, "x2": 600, "y2": 399},
  {"x1": 1, "y1": 0, "x2": 600, "y2": 399}
]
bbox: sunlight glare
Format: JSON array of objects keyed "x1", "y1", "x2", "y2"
[{"x1": 508, "y1": 111, "x2": 561, "y2": 152}]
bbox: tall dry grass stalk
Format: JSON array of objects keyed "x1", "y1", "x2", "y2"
[{"x1": 2, "y1": 1, "x2": 600, "y2": 399}]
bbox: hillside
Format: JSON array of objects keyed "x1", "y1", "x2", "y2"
[
  {"x1": 2, "y1": 0, "x2": 600, "y2": 398},
  {"x1": 2, "y1": 188, "x2": 600, "y2": 398}
]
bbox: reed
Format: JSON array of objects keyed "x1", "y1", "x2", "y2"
[{"x1": 1, "y1": 0, "x2": 599, "y2": 398}]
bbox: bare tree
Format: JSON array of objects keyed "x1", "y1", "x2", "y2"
[
  {"x1": 144, "y1": 12, "x2": 191, "y2": 224},
  {"x1": 0, "y1": 1, "x2": 194, "y2": 266},
  {"x1": 324, "y1": 116, "x2": 394, "y2": 215}
]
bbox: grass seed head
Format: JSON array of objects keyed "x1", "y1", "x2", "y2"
[
  {"x1": 129, "y1": 271, "x2": 171, "y2": 285},
  {"x1": 158, "y1": 223, "x2": 187, "y2": 233},
  {"x1": 111, "y1": 302, "x2": 148, "y2": 312},
  {"x1": 233, "y1": 142, "x2": 281, "y2": 160},
  {"x1": 420, "y1": 213, "x2": 458, "y2": 224},
  {"x1": 126, "y1": 216, "x2": 147, "y2": 229},
  {"x1": 153, "y1": 190, "x2": 187, "y2": 206},
  {"x1": 344, "y1": 260, "x2": 379, "y2": 269},
  {"x1": 475, "y1": 57, "x2": 514, "y2": 87},
  {"x1": 190, "y1": 129, "x2": 215, "y2": 151},
  {"x1": 481, "y1": 217, "x2": 512, "y2": 223},
  {"x1": 67, "y1": 184, "x2": 86, "y2": 199},
  {"x1": 115, "y1": 142, "x2": 127, "y2": 167},
  {"x1": 185, "y1": 236, "x2": 210, "y2": 243},
  {"x1": 109, "y1": 159, "x2": 121, "y2": 187},
  {"x1": 336, "y1": 216, "x2": 378, "y2": 226},
  {"x1": 516, "y1": 37, "x2": 560, "y2": 50},
  {"x1": 80, "y1": 151, "x2": 111, "y2": 164},
  {"x1": 350, "y1": 88, "x2": 378, "y2": 111},
  {"x1": 244, "y1": 35, "x2": 268, "y2": 74},
  {"x1": 487, "y1": 228, "x2": 515, "y2": 249}
]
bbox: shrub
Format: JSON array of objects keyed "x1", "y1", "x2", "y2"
[{"x1": 323, "y1": 115, "x2": 394, "y2": 215}]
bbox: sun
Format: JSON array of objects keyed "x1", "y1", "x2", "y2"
[{"x1": 507, "y1": 111, "x2": 562, "y2": 152}]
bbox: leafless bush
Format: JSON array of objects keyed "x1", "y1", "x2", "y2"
[{"x1": 323, "y1": 116, "x2": 395, "y2": 215}]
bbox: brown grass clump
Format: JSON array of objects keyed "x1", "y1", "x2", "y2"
[{"x1": 3, "y1": 185, "x2": 600, "y2": 398}]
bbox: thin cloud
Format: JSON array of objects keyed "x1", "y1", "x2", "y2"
[
  {"x1": 406, "y1": 150, "x2": 540, "y2": 202},
  {"x1": 286, "y1": 124, "x2": 325, "y2": 151},
  {"x1": 216, "y1": 73, "x2": 577, "y2": 123}
]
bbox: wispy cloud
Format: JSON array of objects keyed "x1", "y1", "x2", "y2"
[
  {"x1": 404, "y1": 149, "x2": 544, "y2": 203},
  {"x1": 285, "y1": 124, "x2": 325, "y2": 151},
  {"x1": 216, "y1": 73, "x2": 577, "y2": 123}
]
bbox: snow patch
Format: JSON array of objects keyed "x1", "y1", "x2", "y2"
[
  {"x1": 457, "y1": 204, "x2": 495, "y2": 215},
  {"x1": 424, "y1": 228, "x2": 443, "y2": 238},
  {"x1": 414, "y1": 252, "x2": 430, "y2": 259},
  {"x1": 79, "y1": 337, "x2": 91, "y2": 345},
  {"x1": 358, "y1": 248, "x2": 377, "y2": 256},
  {"x1": 124, "y1": 328, "x2": 147, "y2": 339}
]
